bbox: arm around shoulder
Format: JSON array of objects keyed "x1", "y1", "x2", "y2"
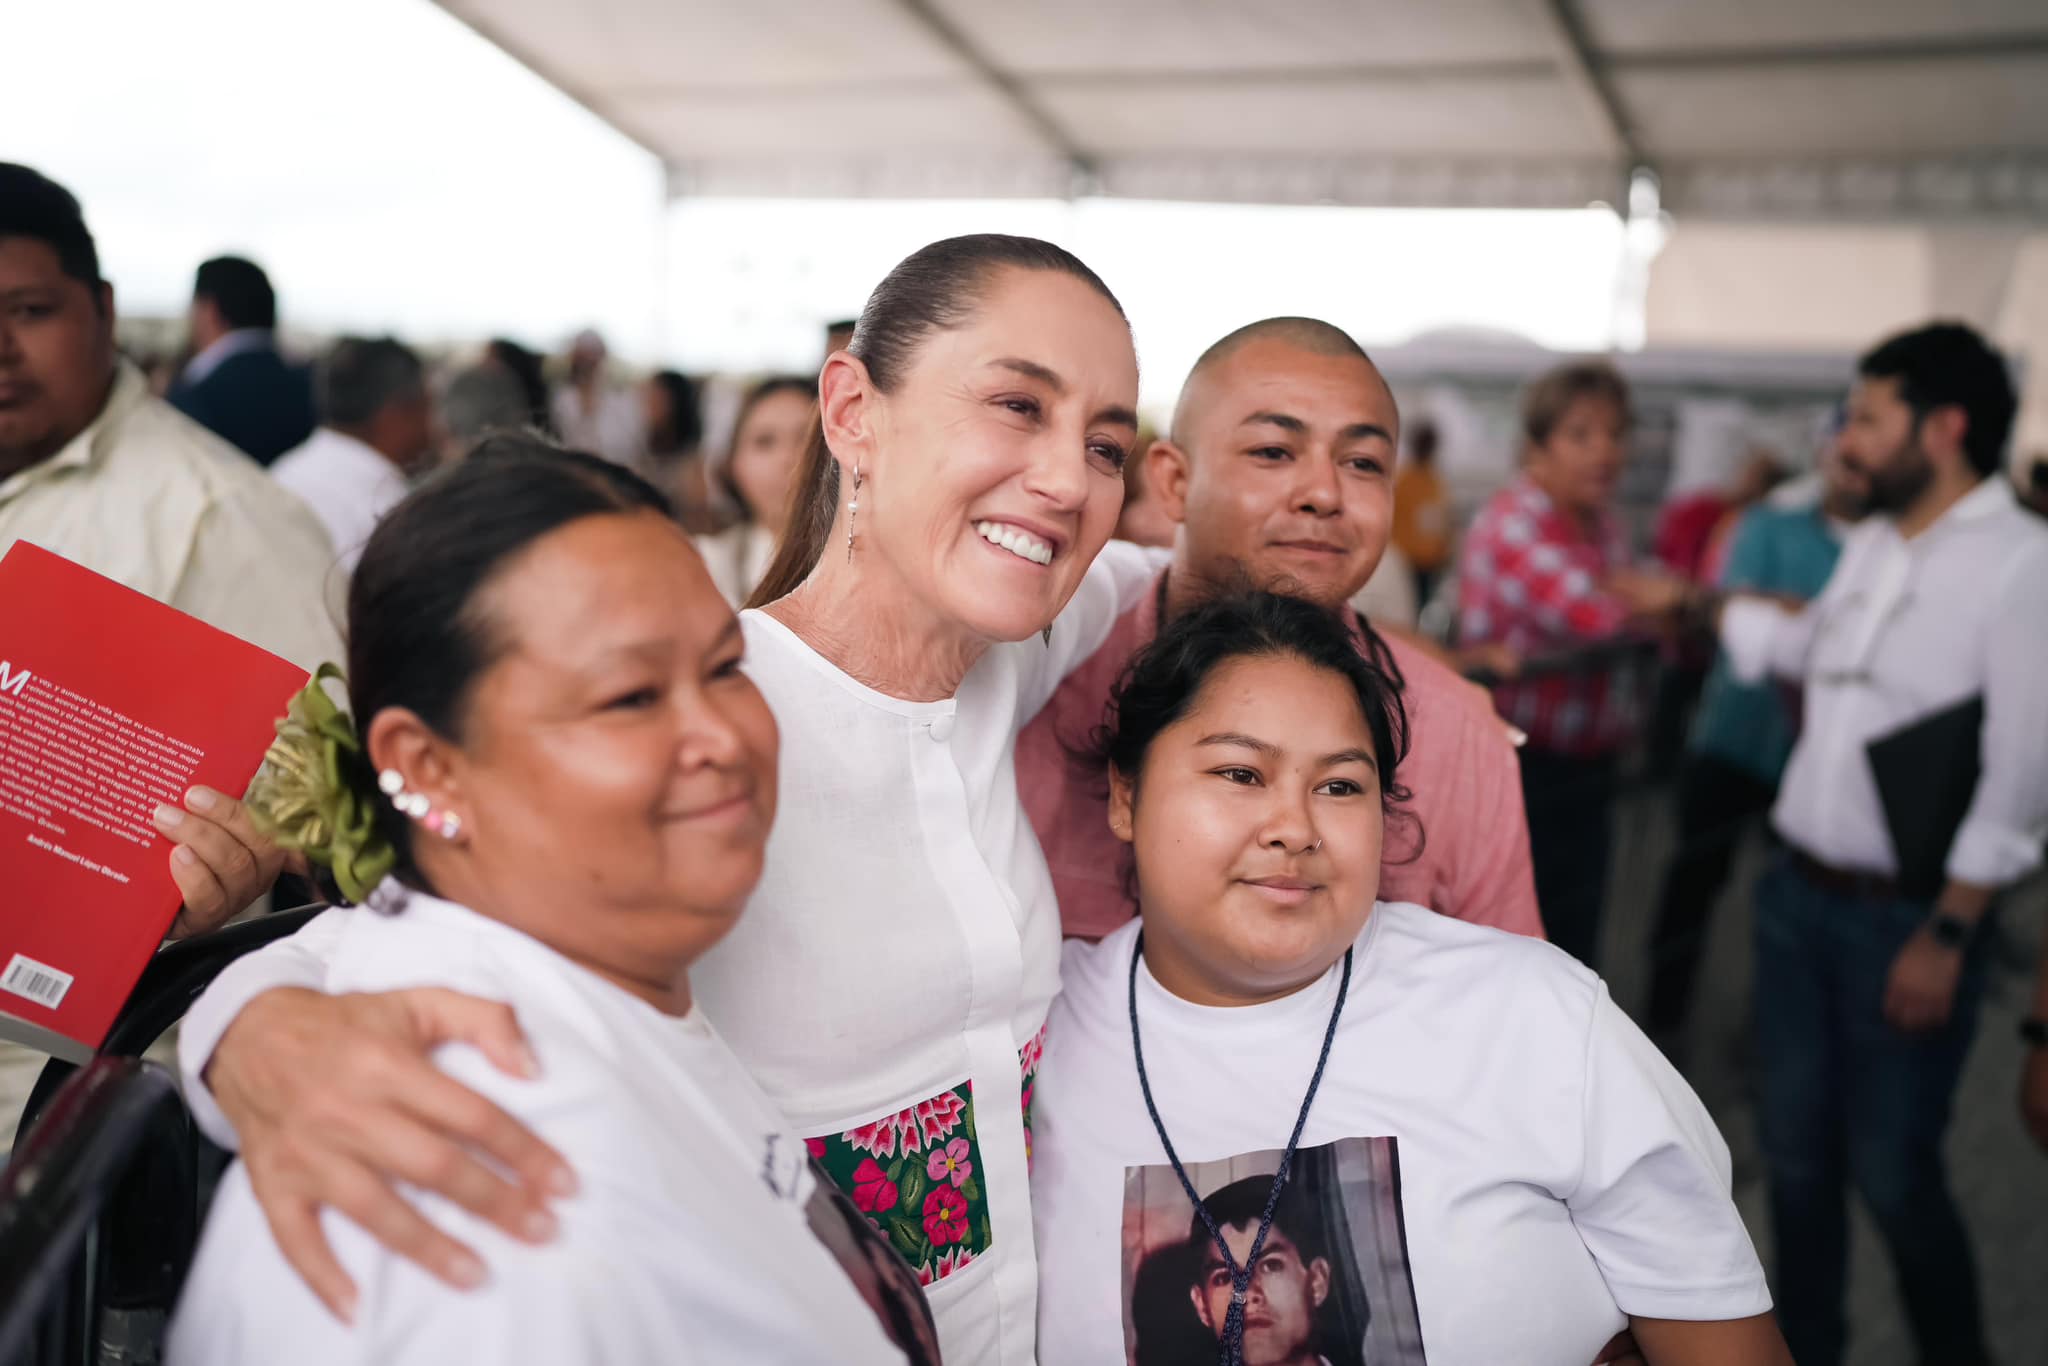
[{"x1": 179, "y1": 907, "x2": 351, "y2": 1148}]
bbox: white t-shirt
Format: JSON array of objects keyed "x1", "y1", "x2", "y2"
[
  {"x1": 167, "y1": 887, "x2": 909, "y2": 1366},
  {"x1": 1032, "y1": 905, "x2": 1770, "y2": 1366}
]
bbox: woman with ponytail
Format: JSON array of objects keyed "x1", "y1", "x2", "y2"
[{"x1": 173, "y1": 236, "x2": 1162, "y2": 1363}]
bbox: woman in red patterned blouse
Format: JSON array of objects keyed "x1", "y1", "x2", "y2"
[{"x1": 1456, "y1": 362, "x2": 1687, "y2": 966}]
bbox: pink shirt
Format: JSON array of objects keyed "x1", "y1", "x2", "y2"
[{"x1": 1017, "y1": 571, "x2": 1545, "y2": 941}]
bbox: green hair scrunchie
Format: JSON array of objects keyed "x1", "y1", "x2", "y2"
[{"x1": 248, "y1": 663, "x2": 396, "y2": 904}]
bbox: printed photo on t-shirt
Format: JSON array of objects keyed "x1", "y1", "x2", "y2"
[
  {"x1": 1119, "y1": 1138, "x2": 1426, "y2": 1366},
  {"x1": 801, "y1": 1162, "x2": 944, "y2": 1366}
]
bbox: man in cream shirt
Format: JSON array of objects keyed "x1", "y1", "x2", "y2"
[
  {"x1": 0, "y1": 162, "x2": 342, "y2": 1145},
  {"x1": 0, "y1": 163, "x2": 340, "y2": 673}
]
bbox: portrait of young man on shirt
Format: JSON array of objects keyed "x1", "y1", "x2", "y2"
[
  {"x1": 1116, "y1": 1140, "x2": 1425, "y2": 1366},
  {"x1": 1187, "y1": 1176, "x2": 1339, "y2": 1366}
]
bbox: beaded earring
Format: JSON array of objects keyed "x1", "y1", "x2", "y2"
[
  {"x1": 378, "y1": 769, "x2": 464, "y2": 840},
  {"x1": 844, "y1": 461, "x2": 864, "y2": 563}
]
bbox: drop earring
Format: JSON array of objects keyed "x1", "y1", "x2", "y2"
[{"x1": 844, "y1": 461, "x2": 864, "y2": 563}]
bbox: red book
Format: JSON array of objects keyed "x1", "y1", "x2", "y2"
[{"x1": 0, "y1": 541, "x2": 310, "y2": 1061}]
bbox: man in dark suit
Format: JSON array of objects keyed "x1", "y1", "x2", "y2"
[{"x1": 168, "y1": 256, "x2": 315, "y2": 466}]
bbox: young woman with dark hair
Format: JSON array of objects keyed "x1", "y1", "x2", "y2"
[
  {"x1": 640, "y1": 368, "x2": 729, "y2": 535},
  {"x1": 169, "y1": 235, "x2": 1165, "y2": 1364},
  {"x1": 695, "y1": 375, "x2": 815, "y2": 604},
  {"x1": 1031, "y1": 592, "x2": 1791, "y2": 1366},
  {"x1": 167, "y1": 438, "x2": 930, "y2": 1364}
]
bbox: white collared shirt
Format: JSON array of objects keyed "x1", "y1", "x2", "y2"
[
  {"x1": 1720, "y1": 477, "x2": 2048, "y2": 886},
  {"x1": 0, "y1": 361, "x2": 342, "y2": 672},
  {"x1": 271, "y1": 427, "x2": 411, "y2": 576},
  {"x1": 178, "y1": 328, "x2": 275, "y2": 388}
]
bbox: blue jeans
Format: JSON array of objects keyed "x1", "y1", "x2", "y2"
[{"x1": 1752, "y1": 853, "x2": 1991, "y2": 1366}]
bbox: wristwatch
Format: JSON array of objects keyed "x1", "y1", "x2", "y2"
[
  {"x1": 2022, "y1": 1017, "x2": 2048, "y2": 1049},
  {"x1": 1927, "y1": 911, "x2": 1973, "y2": 949}
]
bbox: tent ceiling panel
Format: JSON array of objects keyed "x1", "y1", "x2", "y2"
[
  {"x1": 446, "y1": 0, "x2": 970, "y2": 89},
  {"x1": 621, "y1": 86, "x2": 1050, "y2": 158},
  {"x1": 921, "y1": 0, "x2": 1558, "y2": 74},
  {"x1": 1617, "y1": 55, "x2": 2048, "y2": 160},
  {"x1": 1042, "y1": 74, "x2": 1600, "y2": 157},
  {"x1": 434, "y1": 0, "x2": 2048, "y2": 222},
  {"x1": 1576, "y1": 0, "x2": 2048, "y2": 56}
]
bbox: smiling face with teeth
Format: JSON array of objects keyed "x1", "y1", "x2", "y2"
[{"x1": 820, "y1": 265, "x2": 1140, "y2": 648}]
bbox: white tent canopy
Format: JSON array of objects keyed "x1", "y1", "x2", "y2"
[{"x1": 436, "y1": 0, "x2": 2048, "y2": 221}]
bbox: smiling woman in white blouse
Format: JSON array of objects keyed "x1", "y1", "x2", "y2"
[{"x1": 167, "y1": 235, "x2": 1159, "y2": 1365}]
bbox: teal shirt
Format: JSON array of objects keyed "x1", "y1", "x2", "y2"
[{"x1": 1688, "y1": 502, "x2": 1844, "y2": 782}]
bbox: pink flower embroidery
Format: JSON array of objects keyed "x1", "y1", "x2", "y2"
[
  {"x1": 923, "y1": 1186, "x2": 970, "y2": 1247},
  {"x1": 851, "y1": 1158, "x2": 899, "y2": 1214},
  {"x1": 843, "y1": 1089, "x2": 968, "y2": 1159},
  {"x1": 911, "y1": 1092, "x2": 968, "y2": 1150},
  {"x1": 1018, "y1": 1024, "x2": 1045, "y2": 1079},
  {"x1": 916, "y1": 1245, "x2": 977, "y2": 1287},
  {"x1": 842, "y1": 1115, "x2": 904, "y2": 1160},
  {"x1": 926, "y1": 1137, "x2": 972, "y2": 1188},
  {"x1": 805, "y1": 1137, "x2": 827, "y2": 1161}
]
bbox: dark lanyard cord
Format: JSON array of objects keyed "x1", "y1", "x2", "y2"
[{"x1": 1129, "y1": 931, "x2": 1354, "y2": 1365}]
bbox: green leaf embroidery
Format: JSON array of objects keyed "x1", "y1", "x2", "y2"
[
  {"x1": 886, "y1": 1156, "x2": 904, "y2": 1183},
  {"x1": 959, "y1": 1174, "x2": 982, "y2": 1203},
  {"x1": 889, "y1": 1216, "x2": 926, "y2": 1263},
  {"x1": 899, "y1": 1163, "x2": 927, "y2": 1210},
  {"x1": 978, "y1": 1214, "x2": 993, "y2": 1246}
]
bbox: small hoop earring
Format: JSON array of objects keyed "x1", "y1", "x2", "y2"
[{"x1": 844, "y1": 461, "x2": 864, "y2": 563}]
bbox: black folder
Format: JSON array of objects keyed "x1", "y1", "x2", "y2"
[{"x1": 1865, "y1": 696, "x2": 1984, "y2": 901}]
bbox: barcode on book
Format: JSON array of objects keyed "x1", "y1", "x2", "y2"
[{"x1": 1, "y1": 953, "x2": 72, "y2": 1009}]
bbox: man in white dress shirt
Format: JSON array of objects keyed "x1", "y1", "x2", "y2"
[
  {"x1": 1716, "y1": 322, "x2": 2046, "y2": 1366},
  {"x1": 0, "y1": 164, "x2": 342, "y2": 1141},
  {"x1": 272, "y1": 338, "x2": 432, "y2": 576}
]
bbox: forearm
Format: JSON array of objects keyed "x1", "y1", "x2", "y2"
[
  {"x1": 1936, "y1": 879, "x2": 1997, "y2": 931},
  {"x1": 178, "y1": 909, "x2": 347, "y2": 1147},
  {"x1": 1714, "y1": 595, "x2": 1811, "y2": 685},
  {"x1": 1629, "y1": 1312, "x2": 1794, "y2": 1365}
]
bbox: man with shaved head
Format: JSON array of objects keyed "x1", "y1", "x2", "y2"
[{"x1": 1018, "y1": 317, "x2": 1543, "y2": 940}]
